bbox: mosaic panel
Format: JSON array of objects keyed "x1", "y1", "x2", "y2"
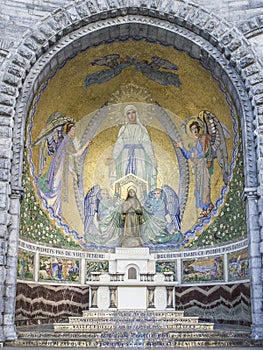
[
  {"x1": 86, "y1": 261, "x2": 109, "y2": 281},
  {"x1": 21, "y1": 40, "x2": 243, "y2": 251},
  {"x1": 228, "y1": 249, "x2": 249, "y2": 282},
  {"x1": 39, "y1": 256, "x2": 80, "y2": 283},
  {"x1": 17, "y1": 250, "x2": 34, "y2": 281},
  {"x1": 20, "y1": 150, "x2": 80, "y2": 249},
  {"x1": 156, "y1": 260, "x2": 177, "y2": 281},
  {"x1": 188, "y1": 143, "x2": 246, "y2": 248},
  {"x1": 182, "y1": 256, "x2": 224, "y2": 283}
]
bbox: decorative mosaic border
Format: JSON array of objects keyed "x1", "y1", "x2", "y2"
[{"x1": 18, "y1": 238, "x2": 249, "y2": 285}]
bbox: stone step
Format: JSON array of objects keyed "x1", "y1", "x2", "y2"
[
  {"x1": 66, "y1": 315, "x2": 200, "y2": 324},
  {"x1": 15, "y1": 329, "x2": 251, "y2": 340},
  {"x1": 6, "y1": 324, "x2": 263, "y2": 348},
  {"x1": 55, "y1": 310, "x2": 210, "y2": 332},
  {"x1": 81, "y1": 310, "x2": 185, "y2": 317},
  {"x1": 5, "y1": 337, "x2": 261, "y2": 348},
  {"x1": 53, "y1": 321, "x2": 214, "y2": 332},
  {"x1": 8, "y1": 310, "x2": 262, "y2": 348}
]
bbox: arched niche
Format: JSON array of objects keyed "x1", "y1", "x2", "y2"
[
  {"x1": 1, "y1": 0, "x2": 262, "y2": 341},
  {"x1": 127, "y1": 266, "x2": 138, "y2": 280}
]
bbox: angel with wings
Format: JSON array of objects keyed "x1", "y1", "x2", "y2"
[
  {"x1": 33, "y1": 112, "x2": 75, "y2": 177},
  {"x1": 33, "y1": 113, "x2": 92, "y2": 218},
  {"x1": 84, "y1": 186, "x2": 122, "y2": 247},
  {"x1": 174, "y1": 110, "x2": 230, "y2": 219},
  {"x1": 141, "y1": 185, "x2": 182, "y2": 245}
]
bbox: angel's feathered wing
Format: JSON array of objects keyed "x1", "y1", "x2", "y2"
[
  {"x1": 34, "y1": 126, "x2": 65, "y2": 177},
  {"x1": 83, "y1": 186, "x2": 122, "y2": 247},
  {"x1": 91, "y1": 54, "x2": 120, "y2": 68},
  {"x1": 151, "y1": 56, "x2": 178, "y2": 70},
  {"x1": 198, "y1": 110, "x2": 230, "y2": 185},
  {"x1": 163, "y1": 184, "x2": 181, "y2": 231}
]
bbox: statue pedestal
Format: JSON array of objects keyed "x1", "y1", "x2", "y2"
[
  {"x1": 121, "y1": 236, "x2": 142, "y2": 247},
  {"x1": 114, "y1": 247, "x2": 151, "y2": 259},
  {"x1": 112, "y1": 248, "x2": 153, "y2": 310}
]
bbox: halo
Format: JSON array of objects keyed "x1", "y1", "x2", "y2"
[
  {"x1": 107, "y1": 84, "x2": 156, "y2": 127},
  {"x1": 181, "y1": 116, "x2": 204, "y2": 138}
]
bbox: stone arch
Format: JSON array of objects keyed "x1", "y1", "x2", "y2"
[
  {"x1": 1, "y1": 0, "x2": 263, "y2": 341},
  {"x1": 239, "y1": 15, "x2": 263, "y2": 39}
]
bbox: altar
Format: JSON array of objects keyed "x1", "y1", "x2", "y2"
[{"x1": 88, "y1": 248, "x2": 175, "y2": 311}]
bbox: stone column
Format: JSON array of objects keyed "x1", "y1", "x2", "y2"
[
  {"x1": 34, "y1": 252, "x2": 39, "y2": 282},
  {"x1": 109, "y1": 287, "x2": 117, "y2": 309},
  {"x1": 90, "y1": 287, "x2": 98, "y2": 309},
  {"x1": 243, "y1": 187, "x2": 263, "y2": 339},
  {"x1": 147, "y1": 287, "x2": 155, "y2": 309},
  {"x1": 166, "y1": 286, "x2": 174, "y2": 309},
  {"x1": 80, "y1": 258, "x2": 86, "y2": 285},
  {"x1": 3, "y1": 186, "x2": 24, "y2": 340}
]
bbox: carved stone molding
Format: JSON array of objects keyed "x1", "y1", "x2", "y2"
[{"x1": 239, "y1": 16, "x2": 263, "y2": 39}]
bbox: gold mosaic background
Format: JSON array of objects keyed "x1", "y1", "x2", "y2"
[{"x1": 26, "y1": 39, "x2": 238, "y2": 248}]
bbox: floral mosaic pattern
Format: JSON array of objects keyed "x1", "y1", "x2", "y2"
[{"x1": 156, "y1": 261, "x2": 177, "y2": 281}]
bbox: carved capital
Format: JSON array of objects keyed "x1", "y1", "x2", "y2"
[
  {"x1": 10, "y1": 186, "x2": 24, "y2": 201},
  {"x1": 242, "y1": 186, "x2": 258, "y2": 201}
]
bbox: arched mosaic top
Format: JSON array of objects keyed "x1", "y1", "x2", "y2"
[
  {"x1": 0, "y1": 0, "x2": 260, "y2": 250},
  {"x1": 6, "y1": 0, "x2": 261, "y2": 193},
  {"x1": 20, "y1": 38, "x2": 243, "y2": 251}
]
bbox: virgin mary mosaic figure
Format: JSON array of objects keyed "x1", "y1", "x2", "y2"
[{"x1": 110, "y1": 104, "x2": 157, "y2": 190}]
